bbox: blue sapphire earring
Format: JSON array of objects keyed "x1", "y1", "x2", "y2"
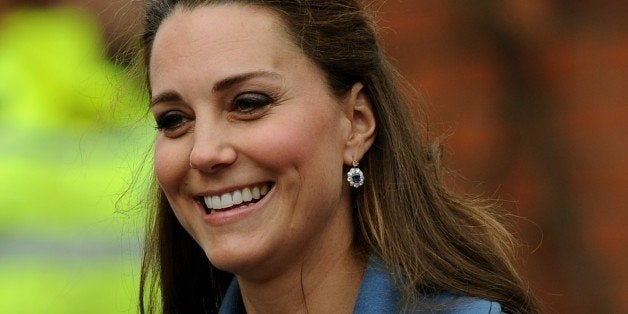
[{"x1": 347, "y1": 160, "x2": 364, "y2": 188}]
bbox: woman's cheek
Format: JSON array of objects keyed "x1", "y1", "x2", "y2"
[
  {"x1": 249, "y1": 118, "x2": 322, "y2": 166},
  {"x1": 154, "y1": 137, "x2": 190, "y2": 191}
]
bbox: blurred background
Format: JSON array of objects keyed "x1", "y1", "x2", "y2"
[
  {"x1": 375, "y1": 1, "x2": 627, "y2": 313},
  {"x1": 0, "y1": 0, "x2": 626, "y2": 313},
  {"x1": 0, "y1": 0, "x2": 147, "y2": 312}
]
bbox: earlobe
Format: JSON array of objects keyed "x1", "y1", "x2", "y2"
[{"x1": 343, "y1": 82, "x2": 376, "y2": 165}]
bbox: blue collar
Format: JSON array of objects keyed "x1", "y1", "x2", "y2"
[
  {"x1": 219, "y1": 278, "x2": 245, "y2": 314},
  {"x1": 352, "y1": 256, "x2": 399, "y2": 313}
]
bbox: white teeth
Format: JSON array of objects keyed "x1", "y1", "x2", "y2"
[
  {"x1": 203, "y1": 183, "x2": 270, "y2": 211},
  {"x1": 212, "y1": 196, "x2": 221, "y2": 209},
  {"x1": 242, "y1": 188, "x2": 252, "y2": 202},
  {"x1": 232, "y1": 190, "x2": 243, "y2": 205},
  {"x1": 220, "y1": 193, "x2": 233, "y2": 209}
]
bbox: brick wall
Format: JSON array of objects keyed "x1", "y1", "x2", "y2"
[{"x1": 374, "y1": 1, "x2": 628, "y2": 312}]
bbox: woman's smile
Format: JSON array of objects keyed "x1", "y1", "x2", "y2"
[
  {"x1": 195, "y1": 182, "x2": 275, "y2": 226},
  {"x1": 201, "y1": 182, "x2": 271, "y2": 212}
]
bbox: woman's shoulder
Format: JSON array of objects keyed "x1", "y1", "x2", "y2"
[{"x1": 355, "y1": 255, "x2": 502, "y2": 313}]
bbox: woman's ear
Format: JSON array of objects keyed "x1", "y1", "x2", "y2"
[{"x1": 342, "y1": 82, "x2": 376, "y2": 165}]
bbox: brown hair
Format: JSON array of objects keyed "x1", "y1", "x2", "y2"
[{"x1": 136, "y1": 0, "x2": 539, "y2": 313}]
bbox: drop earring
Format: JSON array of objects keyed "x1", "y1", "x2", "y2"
[{"x1": 347, "y1": 160, "x2": 364, "y2": 188}]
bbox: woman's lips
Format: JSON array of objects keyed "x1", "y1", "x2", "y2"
[
  {"x1": 202, "y1": 183, "x2": 270, "y2": 213},
  {"x1": 197, "y1": 182, "x2": 274, "y2": 226}
]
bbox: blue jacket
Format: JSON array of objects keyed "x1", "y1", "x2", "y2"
[{"x1": 219, "y1": 257, "x2": 502, "y2": 313}]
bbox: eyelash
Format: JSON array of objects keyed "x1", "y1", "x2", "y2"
[
  {"x1": 154, "y1": 92, "x2": 274, "y2": 133},
  {"x1": 232, "y1": 92, "x2": 274, "y2": 116}
]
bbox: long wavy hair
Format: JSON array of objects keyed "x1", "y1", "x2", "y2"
[{"x1": 135, "y1": 0, "x2": 539, "y2": 313}]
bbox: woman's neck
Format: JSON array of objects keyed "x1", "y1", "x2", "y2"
[{"x1": 237, "y1": 239, "x2": 366, "y2": 313}]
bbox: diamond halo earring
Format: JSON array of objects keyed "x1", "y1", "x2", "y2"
[{"x1": 347, "y1": 160, "x2": 364, "y2": 188}]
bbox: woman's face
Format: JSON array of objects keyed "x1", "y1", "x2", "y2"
[{"x1": 149, "y1": 4, "x2": 356, "y2": 278}]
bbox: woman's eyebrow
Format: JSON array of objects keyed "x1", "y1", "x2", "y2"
[
  {"x1": 150, "y1": 91, "x2": 181, "y2": 107},
  {"x1": 212, "y1": 71, "x2": 282, "y2": 93}
]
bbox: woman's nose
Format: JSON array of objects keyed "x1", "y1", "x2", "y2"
[{"x1": 189, "y1": 127, "x2": 237, "y2": 173}]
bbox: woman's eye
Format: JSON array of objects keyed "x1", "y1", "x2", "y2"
[
  {"x1": 233, "y1": 93, "x2": 273, "y2": 114},
  {"x1": 155, "y1": 111, "x2": 188, "y2": 132}
]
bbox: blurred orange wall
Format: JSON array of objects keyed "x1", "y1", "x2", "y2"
[{"x1": 375, "y1": 1, "x2": 628, "y2": 313}]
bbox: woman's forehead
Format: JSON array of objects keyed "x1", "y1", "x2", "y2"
[
  {"x1": 155, "y1": 4, "x2": 288, "y2": 47},
  {"x1": 149, "y1": 4, "x2": 303, "y2": 86}
]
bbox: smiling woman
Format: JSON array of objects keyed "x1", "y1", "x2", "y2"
[
  {"x1": 150, "y1": 5, "x2": 361, "y2": 283},
  {"x1": 135, "y1": 1, "x2": 539, "y2": 313}
]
